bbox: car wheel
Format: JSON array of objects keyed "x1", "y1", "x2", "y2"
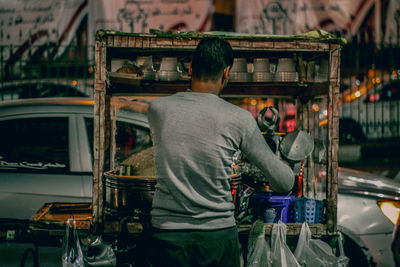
[
  {"x1": 342, "y1": 234, "x2": 375, "y2": 267},
  {"x1": 339, "y1": 118, "x2": 366, "y2": 144}
]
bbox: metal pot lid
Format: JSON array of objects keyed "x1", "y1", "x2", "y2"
[{"x1": 279, "y1": 130, "x2": 314, "y2": 161}]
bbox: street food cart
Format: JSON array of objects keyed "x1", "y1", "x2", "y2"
[
  {"x1": 49, "y1": 29, "x2": 346, "y2": 265},
  {"x1": 92, "y1": 28, "x2": 343, "y2": 236}
]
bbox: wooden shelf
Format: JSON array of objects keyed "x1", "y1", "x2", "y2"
[
  {"x1": 101, "y1": 220, "x2": 330, "y2": 238},
  {"x1": 108, "y1": 72, "x2": 329, "y2": 98},
  {"x1": 238, "y1": 223, "x2": 330, "y2": 237}
]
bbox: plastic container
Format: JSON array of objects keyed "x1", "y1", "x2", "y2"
[
  {"x1": 263, "y1": 208, "x2": 277, "y2": 223},
  {"x1": 250, "y1": 194, "x2": 296, "y2": 223},
  {"x1": 292, "y1": 197, "x2": 325, "y2": 223}
]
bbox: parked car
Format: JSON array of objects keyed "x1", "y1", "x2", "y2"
[
  {"x1": 0, "y1": 98, "x2": 399, "y2": 266},
  {"x1": 0, "y1": 97, "x2": 150, "y2": 219},
  {"x1": 340, "y1": 79, "x2": 400, "y2": 143},
  {"x1": 336, "y1": 168, "x2": 400, "y2": 266}
]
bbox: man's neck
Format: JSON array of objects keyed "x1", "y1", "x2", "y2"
[{"x1": 191, "y1": 79, "x2": 223, "y2": 95}]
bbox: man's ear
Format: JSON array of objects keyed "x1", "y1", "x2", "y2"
[
  {"x1": 189, "y1": 62, "x2": 193, "y2": 75},
  {"x1": 223, "y1": 66, "x2": 230, "y2": 80}
]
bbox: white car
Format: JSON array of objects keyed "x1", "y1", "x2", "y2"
[
  {"x1": 0, "y1": 98, "x2": 399, "y2": 266},
  {"x1": 0, "y1": 97, "x2": 150, "y2": 219},
  {"x1": 336, "y1": 167, "x2": 399, "y2": 266}
]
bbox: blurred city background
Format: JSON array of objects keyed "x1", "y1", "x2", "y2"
[{"x1": 1, "y1": 0, "x2": 399, "y2": 179}]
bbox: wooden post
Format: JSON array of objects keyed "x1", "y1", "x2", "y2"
[
  {"x1": 326, "y1": 44, "x2": 341, "y2": 234},
  {"x1": 93, "y1": 37, "x2": 110, "y2": 234}
]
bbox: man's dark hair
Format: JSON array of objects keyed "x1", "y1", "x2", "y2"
[{"x1": 191, "y1": 37, "x2": 233, "y2": 82}]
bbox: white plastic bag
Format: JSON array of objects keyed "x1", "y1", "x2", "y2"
[
  {"x1": 62, "y1": 217, "x2": 85, "y2": 267},
  {"x1": 247, "y1": 220, "x2": 271, "y2": 267},
  {"x1": 83, "y1": 236, "x2": 117, "y2": 267},
  {"x1": 270, "y1": 221, "x2": 301, "y2": 267},
  {"x1": 294, "y1": 222, "x2": 349, "y2": 267}
]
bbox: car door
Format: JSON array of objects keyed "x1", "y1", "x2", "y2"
[{"x1": 0, "y1": 113, "x2": 89, "y2": 219}]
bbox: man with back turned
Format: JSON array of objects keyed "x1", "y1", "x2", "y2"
[{"x1": 147, "y1": 37, "x2": 295, "y2": 267}]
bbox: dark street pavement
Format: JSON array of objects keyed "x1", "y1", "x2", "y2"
[{"x1": 0, "y1": 243, "x2": 61, "y2": 267}]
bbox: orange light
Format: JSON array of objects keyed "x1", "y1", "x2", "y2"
[
  {"x1": 266, "y1": 99, "x2": 274, "y2": 107},
  {"x1": 88, "y1": 66, "x2": 94, "y2": 73},
  {"x1": 377, "y1": 200, "x2": 400, "y2": 225},
  {"x1": 319, "y1": 119, "x2": 328, "y2": 126},
  {"x1": 258, "y1": 103, "x2": 266, "y2": 110},
  {"x1": 250, "y1": 99, "x2": 257, "y2": 106},
  {"x1": 368, "y1": 69, "x2": 374, "y2": 78},
  {"x1": 72, "y1": 80, "x2": 78, "y2": 86}
]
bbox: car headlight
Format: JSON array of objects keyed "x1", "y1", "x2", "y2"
[{"x1": 377, "y1": 199, "x2": 400, "y2": 225}]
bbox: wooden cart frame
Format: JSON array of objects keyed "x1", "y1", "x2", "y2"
[{"x1": 93, "y1": 30, "x2": 343, "y2": 236}]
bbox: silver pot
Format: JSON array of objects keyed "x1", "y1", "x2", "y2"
[{"x1": 104, "y1": 170, "x2": 156, "y2": 218}]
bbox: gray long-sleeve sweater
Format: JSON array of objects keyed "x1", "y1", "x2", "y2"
[{"x1": 148, "y1": 91, "x2": 294, "y2": 230}]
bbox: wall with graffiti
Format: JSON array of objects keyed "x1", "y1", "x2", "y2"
[
  {"x1": 235, "y1": 0, "x2": 400, "y2": 44},
  {"x1": 0, "y1": 0, "x2": 213, "y2": 81}
]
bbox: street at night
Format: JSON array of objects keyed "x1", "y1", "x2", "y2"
[{"x1": 1, "y1": 1, "x2": 400, "y2": 266}]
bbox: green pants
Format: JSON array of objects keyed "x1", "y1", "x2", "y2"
[{"x1": 149, "y1": 226, "x2": 241, "y2": 267}]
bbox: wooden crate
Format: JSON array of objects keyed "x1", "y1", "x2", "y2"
[{"x1": 93, "y1": 30, "x2": 343, "y2": 236}]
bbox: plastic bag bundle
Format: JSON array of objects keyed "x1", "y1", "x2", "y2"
[
  {"x1": 294, "y1": 222, "x2": 349, "y2": 267},
  {"x1": 83, "y1": 236, "x2": 117, "y2": 267},
  {"x1": 62, "y1": 217, "x2": 85, "y2": 267},
  {"x1": 247, "y1": 220, "x2": 271, "y2": 267},
  {"x1": 270, "y1": 222, "x2": 301, "y2": 267}
]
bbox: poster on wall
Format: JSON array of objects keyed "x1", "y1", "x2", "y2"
[
  {"x1": 384, "y1": 0, "x2": 400, "y2": 44},
  {"x1": 235, "y1": 0, "x2": 318, "y2": 35},
  {"x1": 0, "y1": 0, "x2": 213, "y2": 79},
  {"x1": 0, "y1": 0, "x2": 88, "y2": 55},
  {"x1": 89, "y1": 0, "x2": 213, "y2": 36},
  {"x1": 235, "y1": 0, "x2": 400, "y2": 44},
  {"x1": 0, "y1": 0, "x2": 212, "y2": 47},
  {"x1": 87, "y1": 0, "x2": 213, "y2": 63},
  {"x1": 235, "y1": 0, "x2": 370, "y2": 37}
]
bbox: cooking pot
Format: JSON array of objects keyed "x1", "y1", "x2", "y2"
[
  {"x1": 104, "y1": 169, "x2": 243, "y2": 219},
  {"x1": 104, "y1": 170, "x2": 156, "y2": 218}
]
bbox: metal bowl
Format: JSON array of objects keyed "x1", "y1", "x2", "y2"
[
  {"x1": 253, "y1": 72, "x2": 274, "y2": 82},
  {"x1": 279, "y1": 130, "x2": 314, "y2": 162},
  {"x1": 275, "y1": 72, "x2": 299, "y2": 82},
  {"x1": 158, "y1": 70, "x2": 181, "y2": 81},
  {"x1": 229, "y1": 72, "x2": 252, "y2": 82}
]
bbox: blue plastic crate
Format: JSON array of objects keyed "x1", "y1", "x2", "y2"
[
  {"x1": 251, "y1": 194, "x2": 295, "y2": 223},
  {"x1": 292, "y1": 197, "x2": 325, "y2": 223}
]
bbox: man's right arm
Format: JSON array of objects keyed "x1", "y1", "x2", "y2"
[{"x1": 240, "y1": 122, "x2": 295, "y2": 193}]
